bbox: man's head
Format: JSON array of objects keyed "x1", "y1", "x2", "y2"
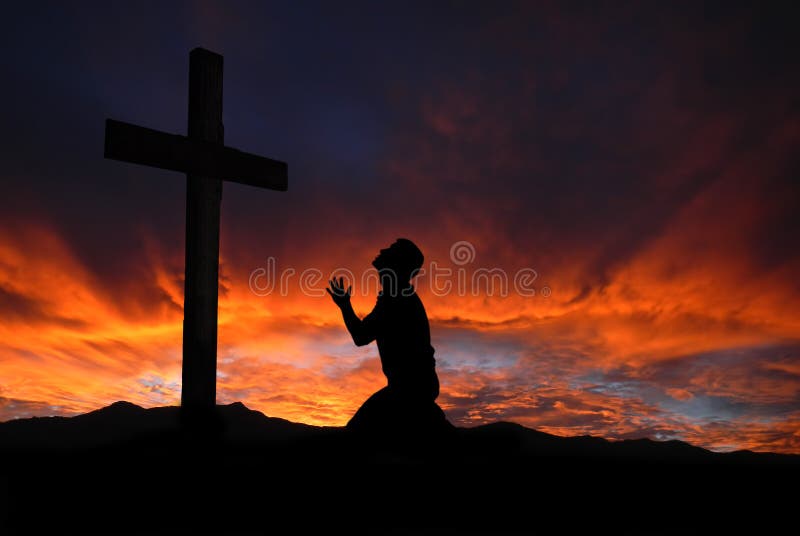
[{"x1": 372, "y1": 238, "x2": 424, "y2": 284}]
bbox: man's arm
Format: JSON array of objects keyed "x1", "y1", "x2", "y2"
[
  {"x1": 338, "y1": 300, "x2": 376, "y2": 346},
  {"x1": 327, "y1": 277, "x2": 377, "y2": 346}
]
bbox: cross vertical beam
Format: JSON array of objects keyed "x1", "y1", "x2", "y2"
[
  {"x1": 182, "y1": 48, "x2": 223, "y2": 411},
  {"x1": 104, "y1": 48, "x2": 288, "y2": 422}
]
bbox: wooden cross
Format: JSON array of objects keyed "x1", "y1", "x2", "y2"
[{"x1": 104, "y1": 48, "x2": 288, "y2": 415}]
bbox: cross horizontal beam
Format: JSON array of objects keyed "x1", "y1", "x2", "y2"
[{"x1": 104, "y1": 118, "x2": 288, "y2": 191}]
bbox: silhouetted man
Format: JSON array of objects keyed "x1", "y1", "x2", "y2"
[{"x1": 327, "y1": 238, "x2": 448, "y2": 434}]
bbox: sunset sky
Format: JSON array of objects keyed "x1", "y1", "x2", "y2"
[{"x1": 1, "y1": 2, "x2": 798, "y2": 453}]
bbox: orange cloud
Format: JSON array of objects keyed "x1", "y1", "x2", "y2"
[{"x1": 1, "y1": 214, "x2": 799, "y2": 453}]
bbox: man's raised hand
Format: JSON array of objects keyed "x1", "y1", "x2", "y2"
[{"x1": 326, "y1": 276, "x2": 352, "y2": 308}]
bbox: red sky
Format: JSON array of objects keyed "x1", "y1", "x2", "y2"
[{"x1": 1, "y1": 2, "x2": 798, "y2": 453}]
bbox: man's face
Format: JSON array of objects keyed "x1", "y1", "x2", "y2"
[{"x1": 372, "y1": 243, "x2": 399, "y2": 270}]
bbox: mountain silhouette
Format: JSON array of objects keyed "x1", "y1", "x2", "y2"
[
  {"x1": 1, "y1": 402, "x2": 796, "y2": 534},
  {"x1": 2, "y1": 401, "x2": 795, "y2": 463}
]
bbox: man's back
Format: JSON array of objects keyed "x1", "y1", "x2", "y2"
[{"x1": 363, "y1": 290, "x2": 439, "y2": 399}]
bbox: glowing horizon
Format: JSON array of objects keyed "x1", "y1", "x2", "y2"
[{"x1": 1, "y1": 217, "x2": 798, "y2": 453}]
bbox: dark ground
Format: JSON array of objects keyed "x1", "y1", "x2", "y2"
[{"x1": 1, "y1": 402, "x2": 796, "y2": 535}]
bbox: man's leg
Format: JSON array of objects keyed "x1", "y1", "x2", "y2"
[{"x1": 346, "y1": 386, "x2": 394, "y2": 431}]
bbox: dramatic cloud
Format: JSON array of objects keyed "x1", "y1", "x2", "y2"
[{"x1": 1, "y1": 2, "x2": 798, "y2": 452}]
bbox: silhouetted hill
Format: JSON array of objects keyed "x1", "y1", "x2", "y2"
[
  {"x1": 2, "y1": 401, "x2": 796, "y2": 462},
  {"x1": 0, "y1": 401, "x2": 322, "y2": 450},
  {"x1": 1, "y1": 402, "x2": 797, "y2": 534}
]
